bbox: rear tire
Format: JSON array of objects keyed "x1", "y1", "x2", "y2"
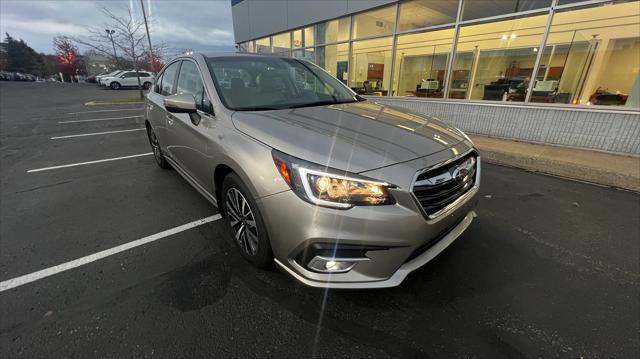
[
  {"x1": 222, "y1": 173, "x2": 273, "y2": 268},
  {"x1": 110, "y1": 82, "x2": 121, "y2": 90},
  {"x1": 146, "y1": 124, "x2": 170, "y2": 169},
  {"x1": 143, "y1": 81, "x2": 152, "y2": 90}
]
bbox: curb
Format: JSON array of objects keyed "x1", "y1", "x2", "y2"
[{"x1": 476, "y1": 146, "x2": 640, "y2": 192}]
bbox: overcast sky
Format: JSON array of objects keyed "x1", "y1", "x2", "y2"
[{"x1": 0, "y1": 0, "x2": 236, "y2": 54}]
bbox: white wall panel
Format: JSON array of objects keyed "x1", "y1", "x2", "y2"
[{"x1": 368, "y1": 97, "x2": 640, "y2": 154}]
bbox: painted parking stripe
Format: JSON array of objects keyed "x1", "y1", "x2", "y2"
[
  {"x1": 67, "y1": 108, "x2": 143, "y2": 115},
  {"x1": 51, "y1": 128, "x2": 146, "y2": 139},
  {"x1": 0, "y1": 215, "x2": 222, "y2": 292},
  {"x1": 58, "y1": 115, "x2": 142, "y2": 124},
  {"x1": 27, "y1": 153, "x2": 153, "y2": 173}
]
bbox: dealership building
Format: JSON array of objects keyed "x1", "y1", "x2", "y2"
[{"x1": 231, "y1": 0, "x2": 640, "y2": 154}]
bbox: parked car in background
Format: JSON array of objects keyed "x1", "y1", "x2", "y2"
[
  {"x1": 103, "y1": 71, "x2": 154, "y2": 90},
  {"x1": 97, "y1": 70, "x2": 124, "y2": 85},
  {"x1": 144, "y1": 53, "x2": 480, "y2": 288},
  {"x1": 0, "y1": 71, "x2": 12, "y2": 81}
]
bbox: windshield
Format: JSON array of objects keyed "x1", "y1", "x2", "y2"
[{"x1": 205, "y1": 56, "x2": 361, "y2": 111}]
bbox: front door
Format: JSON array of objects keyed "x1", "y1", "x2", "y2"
[
  {"x1": 147, "y1": 61, "x2": 181, "y2": 146},
  {"x1": 166, "y1": 60, "x2": 216, "y2": 193}
]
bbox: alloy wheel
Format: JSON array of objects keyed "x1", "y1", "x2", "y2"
[{"x1": 225, "y1": 188, "x2": 259, "y2": 256}]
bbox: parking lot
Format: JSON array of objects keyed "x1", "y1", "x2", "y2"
[{"x1": 0, "y1": 81, "x2": 638, "y2": 358}]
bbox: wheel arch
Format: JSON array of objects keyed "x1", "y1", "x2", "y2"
[{"x1": 214, "y1": 164, "x2": 235, "y2": 216}]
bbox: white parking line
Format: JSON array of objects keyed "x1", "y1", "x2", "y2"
[
  {"x1": 51, "y1": 128, "x2": 146, "y2": 139},
  {"x1": 58, "y1": 115, "x2": 142, "y2": 124},
  {"x1": 27, "y1": 153, "x2": 153, "y2": 173},
  {"x1": 67, "y1": 108, "x2": 143, "y2": 115},
  {"x1": 0, "y1": 215, "x2": 222, "y2": 292}
]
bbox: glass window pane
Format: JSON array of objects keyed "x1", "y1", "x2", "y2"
[
  {"x1": 462, "y1": 0, "x2": 551, "y2": 21},
  {"x1": 451, "y1": 13, "x2": 549, "y2": 101},
  {"x1": 239, "y1": 41, "x2": 254, "y2": 53},
  {"x1": 398, "y1": 0, "x2": 458, "y2": 32},
  {"x1": 160, "y1": 61, "x2": 180, "y2": 96},
  {"x1": 353, "y1": 5, "x2": 396, "y2": 39},
  {"x1": 293, "y1": 30, "x2": 303, "y2": 49},
  {"x1": 205, "y1": 56, "x2": 357, "y2": 111},
  {"x1": 304, "y1": 26, "x2": 315, "y2": 47},
  {"x1": 350, "y1": 37, "x2": 394, "y2": 96},
  {"x1": 394, "y1": 28, "x2": 455, "y2": 98},
  {"x1": 176, "y1": 61, "x2": 207, "y2": 112},
  {"x1": 541, "y1": 1, "x2": 640, "y2": 107},
  {"x1": 293, "y1": 48, "x2": 316, "y2": 63},
  {"x1": 316, "y1": 17, "x2": 350, "y2": 44},
  {"x1": 255, "y1": 37, "x2": 270, "y2": 53},
  {"x1": 316, "y1": 43, "x2": 349, "y2": 84},
  {"x1": 272, "y1": 32, "x2": 291, "y2": 54}
]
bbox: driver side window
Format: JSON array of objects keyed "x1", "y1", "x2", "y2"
[
  {"x1": 160, "y1": 61, "x2": 180, "y2": 96},
  {"x1": 176, "y1": 61, "x2": 212, "y2": 114}
]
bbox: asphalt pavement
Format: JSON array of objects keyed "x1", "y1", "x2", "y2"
[{"x1": 1, "y1": 82, "x2": 638, "y2": 358}]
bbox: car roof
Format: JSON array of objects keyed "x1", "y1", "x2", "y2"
[{"x1": 178, "y1": 52, "x2": 292, "y2": 60}]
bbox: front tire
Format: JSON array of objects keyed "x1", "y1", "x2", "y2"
[
  {"x1": 110, "y1": 82, "x2": 121, "y2": 90},
  {"x1": 146, "y1": 124, "x2": 170, "y2": 169},
  {"x1": 222, "y1": 173, "x2": 273, "y2": 268}
]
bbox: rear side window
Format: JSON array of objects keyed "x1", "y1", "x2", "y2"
[
  {"x1": 160, "y1": 62, "x2": 180, "y2": 96},
  {"x1": 139, "y1": 72, "x2": 150, "y2": 77}
]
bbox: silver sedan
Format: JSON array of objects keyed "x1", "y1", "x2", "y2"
[{"x1": 144, "y1": 53, "x2": 480, "y2": 289}]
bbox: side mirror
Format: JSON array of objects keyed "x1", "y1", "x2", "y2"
[
  {"x1": 120, "y1": 75, "x2": 126, "y2": 78},
  {"x1": 164, "y1": 94, "x2": 197, "y2": 114}
]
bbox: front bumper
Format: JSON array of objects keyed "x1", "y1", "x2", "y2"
[{"x1": 258, "y1": 174, "x2": 479, "y2": 289}]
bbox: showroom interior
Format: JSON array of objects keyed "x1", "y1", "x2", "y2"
[{"x1": 233, "y1": 0, "x2": 640, "y2": 109}]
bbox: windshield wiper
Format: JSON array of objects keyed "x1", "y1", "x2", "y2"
[
  {"x1": 234, "y1": 106, "x2": 282, "y2": 111},
  {"x1": 285, "y1": 99, "x2": 357, "y2": 109}
]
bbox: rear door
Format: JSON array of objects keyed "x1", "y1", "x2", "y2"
[
  {"x1": 122, "y1": 71, "x2": 139, "y2": 87},
  {"x1": 146, "y1": 61, "x2": 181, "y2": 147},
  {"x1": 166, "y1": 59, "x2": 216, "y2": 192}
]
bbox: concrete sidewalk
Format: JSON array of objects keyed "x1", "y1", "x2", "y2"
[{"x1": 470, "y1": 135, "x2": 640, "y2": 192}]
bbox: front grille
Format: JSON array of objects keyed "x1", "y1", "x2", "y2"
[{"x1": 412, "y1": 153, "x2": 477, "y2": 217}]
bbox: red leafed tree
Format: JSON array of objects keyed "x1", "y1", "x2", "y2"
[
  {"x1": 141, "y1": 52, "x2": 164, "y2": 73},
  {"x1": 53, "y1": 35, "x2": 80, "y2": 75}
]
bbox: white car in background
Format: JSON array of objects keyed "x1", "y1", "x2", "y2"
[
  {"x1": 96, "y1": 70, "x2": 124, "y2": 85},
  {"x1": 102, "y1": 71, "x2": 155, "y2": 90}
]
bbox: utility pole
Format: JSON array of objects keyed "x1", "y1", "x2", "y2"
[
  {"x1": 105, "y1": 29, "x2": 118, "y2": 68},
  {"x1": 140, "y1": 0, "x2": 155, "y2": 73}
]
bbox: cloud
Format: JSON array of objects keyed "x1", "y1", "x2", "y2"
[
  {"x1": 0, "y1": 0, "x2": 235, "y2": 53},
  {"x1": 1, "y1": 16, "x2": 87, "y2": 37}
]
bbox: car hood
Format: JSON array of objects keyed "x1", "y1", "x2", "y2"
[{"x1": 232, "y1": 101, "x2": 467, "y2": 173}]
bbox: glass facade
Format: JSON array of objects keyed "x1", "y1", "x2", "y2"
[
  {"x1": 350, "y1": 37, "x2": 394, "y2": 95},
  {"x1": 316, "y1": 17, "x2": 350, "y2": 44},
  {"x1": 352, "y1": 5, "x2": 396, "y2": 39},
  {"x1": 316, "y1": 43, "x2": 349, "y2": 84},
  {"x1": 237, "y1": 0, "x2": 640, "y2": 108},
  {"x1": 272, "y1": 32, "x2": 291, "y2": 55},
  {"x1": 255, "y1": 37, "x2": 270, "y2": 53}
]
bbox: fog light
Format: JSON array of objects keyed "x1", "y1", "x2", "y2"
[{"x1": 307, "y1": 255, "x2": 369, "y2": 273}]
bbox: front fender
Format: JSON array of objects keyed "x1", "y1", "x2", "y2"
[{"x1": 213, "y1": 125, "x2": 290, "y2": 200}]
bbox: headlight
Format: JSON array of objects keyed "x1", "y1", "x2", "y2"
[{"x1": 272, "y1": 150, "x2": 395, "y2": 209}]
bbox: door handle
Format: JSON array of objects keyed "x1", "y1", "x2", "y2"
[{"x1": 166, "y1": 114, "x2": 174, "y2": 125}]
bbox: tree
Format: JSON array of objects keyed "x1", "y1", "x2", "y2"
[
  {"x1": 53, "y1": 35, "x2": 82, "y2": 80},
  {"x1": 72, "y1": 7, "x2": 166, "y2": 98},
  {"x1": 4, "y1": 33, "x2": 41, "y2": 74}
]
